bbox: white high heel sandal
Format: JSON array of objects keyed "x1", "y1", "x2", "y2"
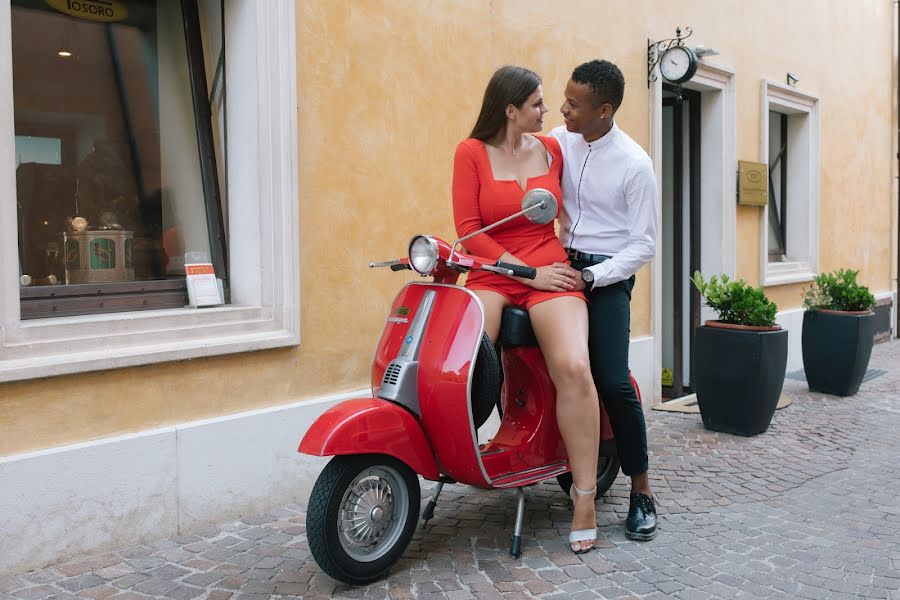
[{"x1": 568, "y1": 483, "x2": 597, "y2": 554}]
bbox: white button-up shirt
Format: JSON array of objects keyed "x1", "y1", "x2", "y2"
[{"x1": 551, "y1": 124, "x2": 658, "y2": 290}]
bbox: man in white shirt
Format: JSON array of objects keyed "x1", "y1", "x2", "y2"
[{"x1": 551, "y1": 60, "x2": 658, "y2": 541}]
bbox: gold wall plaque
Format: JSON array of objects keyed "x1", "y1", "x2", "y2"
[
  {"x1": 45, "y1": 0, "x2": 128, "y2": 23},
  {"x1": 737, "y1": 160, "x2": 768, "y2": 206}
]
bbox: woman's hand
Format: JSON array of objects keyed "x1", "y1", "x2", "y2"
[{"x1": 527, "y1": 262, "x2": 579, "y2": 291}]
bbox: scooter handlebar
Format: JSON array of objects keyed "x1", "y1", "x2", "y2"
[
  {"x1": 369, "y1": 259, "x2": 411, "y2": 271},
  {"x1": 494, "y1": 261, "x2": 537, "y2": 280}
]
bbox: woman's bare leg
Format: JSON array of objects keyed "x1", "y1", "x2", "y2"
[
  {"x1": 528, "y1": 296, "x2": 600, "y2": 551},
  {"x1": 472, "y1": 290, "x2": 509, "y2": 343}
]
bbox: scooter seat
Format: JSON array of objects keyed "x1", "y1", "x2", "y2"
[{"x1": 499, "y1": 307, "x2": 538, "y2": 347}]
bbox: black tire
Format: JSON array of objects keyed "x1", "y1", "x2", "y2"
[
  {"x1": 471, "y1": 332, "x2": 501, "y2": 429},
  {"x1": 556, "y1": 455, "x2": 622, "y2": 497},
  {"x1": 306, "y1": 454, "x2": 420, "y2": 585}
]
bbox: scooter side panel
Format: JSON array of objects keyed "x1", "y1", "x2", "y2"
[
  {"x1": 371, "y1": 284, "x2": 434, "y2": 395},
  {"x1": 415, "y1": 286, "x2": 490, "y2": 487},
  {"x1": 298, "y1": 398, "x2": 441, "y2": 480},
  {"x1": 480, "y1": 350, "x2": 634, "y2": 483},
  {"x1": 481, "y1": 346, "x2": 568, "y2": 478}
]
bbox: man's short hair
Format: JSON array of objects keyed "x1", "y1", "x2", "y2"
[{"x1": 572, "y1": 60, "x2": 625, "y2": 111}]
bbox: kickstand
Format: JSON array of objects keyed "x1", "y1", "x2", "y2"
[
  {"x1": 509, "y1": 487, "x2": 526, "y2": 558},
  {"x1": 421, "y1": 481, "x2": 445, "y2": 524}
]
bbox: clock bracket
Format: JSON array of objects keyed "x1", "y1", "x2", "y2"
[{"x1": 647, "y1": 26, "x2": 694, "y2": 89}]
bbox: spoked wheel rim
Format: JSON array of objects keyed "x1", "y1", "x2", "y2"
[{"x1": 337, "y1": 465, "x2": 410, "y2": 562}]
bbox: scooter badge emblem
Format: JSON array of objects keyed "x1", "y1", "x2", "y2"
[{"x1": 394, "y1": 306, "x2": 410, "y2": 316}]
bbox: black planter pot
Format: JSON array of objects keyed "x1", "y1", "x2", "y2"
[
  {"x1": 802, "y1": 310, "x2": 875, "y2": 396},
  {"x1": 693, "y1": 324, "x2": 788, "y2": 436}
]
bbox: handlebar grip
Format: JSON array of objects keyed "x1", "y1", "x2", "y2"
[
  {"x1": 495, "y1": 261, "x2": 537, "y2": 280},
  {"x1": 390, "y1": 263, "x2": 411, "y2": 271}
]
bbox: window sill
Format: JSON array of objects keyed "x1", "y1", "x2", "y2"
[
  {"x1": 763, "y1": 261, "x2": 816, "y2": 287},
  {"x1": 0, "y1": 304, "x2": 299, "y2": 383}
]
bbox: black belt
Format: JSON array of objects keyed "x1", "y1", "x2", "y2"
[{"x1": 565, "y1": 249, "x2": 611, "y2": 264}]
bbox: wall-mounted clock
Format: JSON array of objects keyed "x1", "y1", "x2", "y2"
[{"x1": 659, "y1": 46, "x2": 698, "y2": 85}]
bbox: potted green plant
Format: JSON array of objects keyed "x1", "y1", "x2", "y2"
[
  {"x1": 801, "y1": 269, "x2": 876, "y2": 396},
  {"x1": 690, "y1": 272, "x2": 788, "y2": 436}
]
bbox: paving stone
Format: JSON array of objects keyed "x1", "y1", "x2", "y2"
[
  {"x1": 674, "y1": 590, "x2": 712, "y2": 600},
  {"x1": 273, "y1": 581, "x2": 309, "y2": 596},
  {"x1": 214, "y1": 577, "x2": 245, "y2": 590},
  {"x1": 57, "y1": 557, "x2": 119, "y2": 579},
  {"x1": 57, "y1": 576, "x2": 105, "y2": 594},
  {"x1": 89, "y1": 567, "x2": 134, "y2": 584},
  {"x1": 161, "y1": 585, "x2": 203, "y2": 600},
  {"x1": 73, "y1": 585, "x2": 119, "y2": 600},
  {"x1": 237, "y1": 582, "x2": 275, "y2": 595},
  {"x1": 120, "y1": 559, "x2": 163, "y2": 573},
  {"x1": 131, "y1": 578, "x2": 177, "y2": 596},
  {"x1": 250, "y1": 557, "x2": 284, "y2": 570},
  {"x1": 655, "y1": 579, "x2": 686, "y2": 595},
  {"x1": 11, "y1": 586, "x2": 56, "y2": 600},
  {"x1": 594, "y1": 586, "x2": 633, "y2": 599},
  {"x1": 144, "y1": 565, "x2": 189, "y2": 581},
  {"x1": 109, "y1": 575, "x2": 146, "y2": 591}
]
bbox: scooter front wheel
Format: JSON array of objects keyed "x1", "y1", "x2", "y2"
[{"x1": 306, "y1": 454, "x2": 420, "y2": 585}]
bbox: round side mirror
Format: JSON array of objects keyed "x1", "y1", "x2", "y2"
[{"x1": 521, "y1": 188, "x2": 558, "y2": 225}]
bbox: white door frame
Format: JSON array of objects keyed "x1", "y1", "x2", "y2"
[{"x1": 649, "y1": 60, "x2": 736, "y2": 404}]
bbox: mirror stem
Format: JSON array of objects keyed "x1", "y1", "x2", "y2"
[{"x1": 449, "y1": 202, "x2": 545, "y2": 264}]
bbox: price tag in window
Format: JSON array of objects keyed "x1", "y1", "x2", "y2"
[{"x1": 185, "y1": 263, "x2": 223, "y2": 307}]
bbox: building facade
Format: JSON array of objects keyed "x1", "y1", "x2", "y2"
[{"x1": 0, "y1": 0, "x2": 897, "y2": 575}]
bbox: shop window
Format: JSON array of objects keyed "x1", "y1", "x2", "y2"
[
  {"x1": 760, "y1": 81, "x2": 819, "y2": 286},
  {"x1": 0, "y1": 1, "x2": 299, "y2": 382},
  {"x1": 12, "y1": 0, "x2": 226, "y2": 318}
]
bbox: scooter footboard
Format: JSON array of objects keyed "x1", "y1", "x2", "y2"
[{"x1": 298, "y1": 398, "x2": 441, "y2": 480}]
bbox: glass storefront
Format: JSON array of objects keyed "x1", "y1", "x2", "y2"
[{"x1": 12, "y1": 0, "x2": 225, "y2": 317}]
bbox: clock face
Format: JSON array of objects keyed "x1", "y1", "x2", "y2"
[{"x1": 660, "y1": 46, "x2": 697, "y2": 84}]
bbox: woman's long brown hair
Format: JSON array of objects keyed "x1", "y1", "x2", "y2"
[{"x1": 469, "y1": 65, "x2": 541, "y2": 142}]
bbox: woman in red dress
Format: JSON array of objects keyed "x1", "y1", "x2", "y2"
[{"x1": 452, "y1": 65, "x2": 600, "y2": 553}]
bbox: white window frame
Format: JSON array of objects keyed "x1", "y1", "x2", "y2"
[
  {"x1": 759, "y1": 80, "x2": 820, "y2": 286},
  {"x1": 0, "y1": 0, "x2": 300, "y2": 382}
]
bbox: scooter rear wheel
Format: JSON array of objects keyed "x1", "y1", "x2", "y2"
[
  {"x1": 556, "y1": 455, "x2": 621, "y2": 497},
  {"x1": 306, "y1": 454, "x2": 420, "y2": 585}
]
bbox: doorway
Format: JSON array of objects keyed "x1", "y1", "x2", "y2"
[{"x1": 661, "y1": 85, "x2": 701, "y2": 399}]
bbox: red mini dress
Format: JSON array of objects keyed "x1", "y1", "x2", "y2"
[{"x1": 452, "y1": 135, "x2": 585, "y2": 310}]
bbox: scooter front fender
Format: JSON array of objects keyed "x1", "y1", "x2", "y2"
[{"x1": 298, "y1": 398, "x2": 441, "y2": 480}]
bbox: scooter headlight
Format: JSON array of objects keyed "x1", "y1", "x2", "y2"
[{"x1": 408, "y1": 235, "x2": 439, "y2": 275}]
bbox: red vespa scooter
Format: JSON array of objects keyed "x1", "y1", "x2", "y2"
[{"x1": 299, "y1": 189, "x2": 640, "y2": 584}]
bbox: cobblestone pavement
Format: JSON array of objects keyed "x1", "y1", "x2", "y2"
[{"x1": 3, "y1": 340, "x2": 900, "y2": 600}]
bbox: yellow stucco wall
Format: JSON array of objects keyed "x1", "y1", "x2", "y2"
[
  {"x1": 0, "y1": 0, "x2": 895, "y2": 456},
  {"x1": 694, "y1": 1, "x2": 896, "y2": 309}
]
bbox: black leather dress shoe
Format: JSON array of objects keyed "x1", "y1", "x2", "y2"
[{"x1": 625, "y1": 493, "x2": 657, "y2": 541}]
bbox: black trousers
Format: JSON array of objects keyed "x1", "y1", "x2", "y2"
[{"x1": 572, "y1": 259, "x2": 649, "y2": 476}]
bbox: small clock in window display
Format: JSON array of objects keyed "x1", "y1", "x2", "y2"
[{"x1": 659, "y1": 46, "x2": 698, "y2": 85}]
